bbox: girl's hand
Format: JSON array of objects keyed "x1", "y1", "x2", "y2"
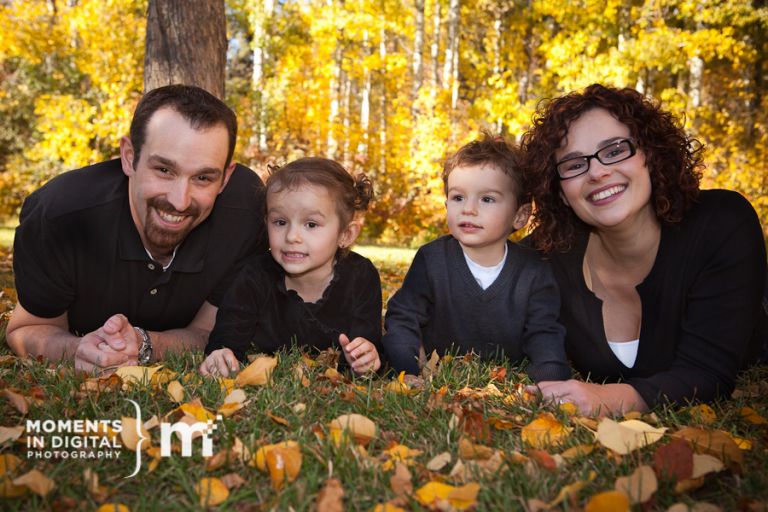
[
  {"x1": 526, "y1": 380, "x2": 648, "y2": 416},
  {"x1": 339, "y1": 333, "x2": 381, "y2": 375},
  {"x1": 199, "y1": 348, "x2": 240, "y2": 377}
]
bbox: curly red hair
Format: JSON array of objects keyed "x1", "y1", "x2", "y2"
[{"x1": 521, "y1": 84, "x2": 703, "y2": 253}]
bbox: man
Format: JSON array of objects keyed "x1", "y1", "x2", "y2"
[{"x1": 6, "y1": 85, "x2": 266, "y2": 373}]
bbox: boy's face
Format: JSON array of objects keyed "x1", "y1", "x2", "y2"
[{"x1": 445, "y1": 164, "x2": 530, "y2": 265}]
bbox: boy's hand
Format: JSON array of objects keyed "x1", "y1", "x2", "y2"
[
  {"x1": 339, "y1": 334, "x2": 381, "y2": 375},
  {"x1": 199, "y1": 348, "x2": 240, "y2": 377}
]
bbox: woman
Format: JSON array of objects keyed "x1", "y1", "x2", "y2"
[{"x1": 522, "y1": 84, "x2": 766, "y2": 415}]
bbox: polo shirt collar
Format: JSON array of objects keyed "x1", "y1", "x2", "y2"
[{"x1": 118, "y1": 197, "x2": 207, "y2": 273}]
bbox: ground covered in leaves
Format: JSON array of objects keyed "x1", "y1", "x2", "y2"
[{"x1": 0, "y1": 252, "x2": 767, "y2": 511}]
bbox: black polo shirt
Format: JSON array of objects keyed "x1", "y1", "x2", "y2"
[{"x1": 13, "y1": 159, "x2": 267, "y2": 336}]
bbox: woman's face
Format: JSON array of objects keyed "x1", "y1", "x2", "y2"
[{"x1": 556, "y1": 108, "x2": 655, "y2": 233}]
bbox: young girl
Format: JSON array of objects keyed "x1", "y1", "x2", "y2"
[{"x1": 200, "y1": 157, "x2": 382, "y2": 377}]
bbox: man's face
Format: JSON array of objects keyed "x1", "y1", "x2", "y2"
[{"x1": 120, "y1": 107, "x2": 234, "y2": 261}]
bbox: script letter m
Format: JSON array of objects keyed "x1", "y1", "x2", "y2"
[{"x1": 160, "y1": 421, "x2": 213, "y2": 457}]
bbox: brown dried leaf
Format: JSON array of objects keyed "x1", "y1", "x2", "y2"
[
  {"x1": 458, "y1": 437, "x2": 495, "y2": 460},
  {"x1": 1, "y1": 389, "x2": 29, "y2": 415},
  {"x1": 690, "y1": 453, "x2": 724, "y2": 479},
  {"x1": 390, "y1": 462, "x2": 412, "y2": 498},
  {"x1": 0, "y1": 426, "x2": 24, "y2": 444},
  {"x1": 13, "y1": 469, "x2": 55, "y2": 497},
  {"x1": 671, "y1": 427, "x2": 742, "y2": 470},
  {"x1": 316, "y1": 478, "x2": 345, "y2": 512},
  {"x1": 653, "y1": 438, "x2": 693, "y2": 482},
  {"x1": 120, "y1": 417, "x2": 150, "y2": 452},
  {"x1": 219, "y1": 472, "x2": 247, "y2": 490},
  {"x1": 426, "y1": 451, "x2": 452, "y2": 472}
]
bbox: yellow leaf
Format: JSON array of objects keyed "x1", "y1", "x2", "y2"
[
  {"x1": 382, "y1": 444, "x2": 422, "y2": 470},
  {"x1": 179, "y1": 400, "x2": 216, "y2": 422},
  {"x1": 329, "y1": 414, "x2": 377, "y2": 446},
  {"x1": 195, "y1": 477, "x2": 229, "y2": 507},
  {"x1": 521, "y1": 412, "x2": 572, "y2": 449},
  {"x1": 688, "y1": 404, "x2": 717, "y2": 425},
  {"x1": 235, "y1": 355, "x2": 277, "y2": 386},
  {"x1": 114, "y1": 365, "x2": 163, "y2": 387},
  {"x1": 120, "y1": 417, "x2": 150, "y2": 452},
  {"x1": 96, "y1": 505, "x2": 131, "y2": 512},
  {"x1": 559, "y1": 401, "x2": 579, "y2": 415},
  {"x1": 166, "y1": 380, "x2": 184, "y2": 403},
  {"x1": 595, "y1": 418, "x2": 666, "y2": 455},
  {"x1": 150, "y1": 368, "x2": 178, "y2": 388},
  {"x1": 560, "y1": 443, "x2": 595, "y2": 461},
  {"x1": 13, "y1": 469, "x2": 55, "y2": 497},
  {"x1": 373, "y1": 504, "x2": 407, "y2": 512},
  {"x1": 415, "y1": 481, "x2": 480, "y2": 511},
  {"x1": 252, "y1": 441, "x2": 300, "y2": 472},
  {"x1": 548, "y1": 471, "x2": 596, "y2": 507},
  {"x1": 217, "y1": 402, "x2": 245, "y2": 417},
  {"x1": 0, "y1": 454, "x2": 26, "y2": 498},
  {"x1": 219, "y1": 378, "x2": 236, "y2": 394},
  {"x1": 584, "y1": 490, "x2": 630, "y2": 512},
  {"x1": 266, "y1": 445, "x2": 302, "y2": 490},
  {"x1": 614, "y1": 465, "x2": 657, "y2": 505}
]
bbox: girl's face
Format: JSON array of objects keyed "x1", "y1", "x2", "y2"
[
  {"x1": 556, "y1": 108, "x2": 655, "y2": 233},
  {"x1": 266, "y1": 183, "x2": 354, "y2": 282}
]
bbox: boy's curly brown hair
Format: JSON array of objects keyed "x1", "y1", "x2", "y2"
[{"x1": 521, "y1": 83, "x2": 704, "y2": 253}]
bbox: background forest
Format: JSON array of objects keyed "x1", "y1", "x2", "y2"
[{"x1": 0, "y1": 0, "x2": 766, "y2": 245}]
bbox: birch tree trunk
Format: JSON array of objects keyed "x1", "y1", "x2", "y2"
[
  {"x1": 412, "y1": 0, "x2": 425, "y2": 100},
  {"x1": 431, "y1": 0, "x2": 442, "y2": 90},
  {"x1": 144, "y1": 0, "x2": 227, "y2": 98},
  {"x1": 327, "y1": 33, "x2": 343, "y2": 159},
  {"x1": 251, "y1": 0, "x2": 274, "y2": 153},
  {"x1": 357, "y1": 30, "x2": 371, "y2": 158},
  {"x1": 443, "y1": 0, "x2": 459, "y2": 108},
  {"x1": 378, "y1": 20, "x2": 388, "y2": 176}
]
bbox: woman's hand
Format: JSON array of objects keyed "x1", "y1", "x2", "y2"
[
  {"x1": 199, "y1": 348, "x2": 240, "y2": 377},
  {"x1": 527, "y1": 380, "x2": 649, "y2": 416},
  {"x1": 339, "y1": 334, "x2": 381, "y2": 375}
]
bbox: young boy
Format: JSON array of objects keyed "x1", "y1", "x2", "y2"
[{"x1": 382, "y1": 135, "x2": 571, "y2": 382}]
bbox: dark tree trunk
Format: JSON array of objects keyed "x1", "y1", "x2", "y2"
[{"x1": 144, "y1": 0, "x2": 227, "y2": 98}]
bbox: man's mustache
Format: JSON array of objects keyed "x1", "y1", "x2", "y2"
[{"x1": 147, "y1": 197, "x2": 200, "y2": 217}]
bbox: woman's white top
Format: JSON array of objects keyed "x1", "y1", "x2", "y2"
[{"x1": 607, "y1": 338, "x2": 639, "y2": 368}]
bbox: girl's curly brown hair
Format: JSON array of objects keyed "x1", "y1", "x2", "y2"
[{"x1": 521, "y1": 83, "x2": 704, "y2": 253}]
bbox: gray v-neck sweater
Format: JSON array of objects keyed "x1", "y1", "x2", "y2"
[{"x1": 383, "y1": 235, "x2": 571, "y2": 381}]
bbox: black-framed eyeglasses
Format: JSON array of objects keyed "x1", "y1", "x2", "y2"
[{"x1": 555, "y1": 138, "x2": 637, "y2": 180}]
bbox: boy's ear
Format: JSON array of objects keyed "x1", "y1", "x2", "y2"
[
  {"x1": 512, "y1": 203, "x2": 532, "y2": 231},
  {"x1": 339, "y1": 217, "x2": 363, "y2": 249}
]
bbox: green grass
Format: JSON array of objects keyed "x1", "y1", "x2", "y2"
[{"x1": 1, "y1": 247, "x2": 768, "y2": 511}]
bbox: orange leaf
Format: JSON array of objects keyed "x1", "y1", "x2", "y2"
[
  {"x1": 390, "y1": 462, "x2": 413, "y2": 498},
  {"x1": 521, "y1": 412, "x2": 572, "y2": 449},
  {"x1": 95, "y1": 505, "x2": 131, "y2": 512},
  {"x1": 195, "y1": 477, "x2": 229, "y2": 507},
  {"x1": 329, "y1": 413, "x2": 377, "y2": 446},
  {"x1": 235, "y1": 355, "x2": 277, "y2": 386},
  {"x1": 739, "y1": 406, "x2": 768, "y2": 425},
  {"x1": 1, "y1": 389, "x2": 29, "y2": 415},
  {"x1": 316, "y1": 478, "x2": 344, "y2": 512},
  {"x1": 415, "y1": 481, "x2": 480, "y2": 511},
  {"x1": 166, "y1": 380, "x2": 184, "y2": 403},
  {"x1": 13, "y1": 469, "x2": 55, "y2": 497},
  {"x1": 266, "y1": 445, "x2": 302, "y2": 490},
  {"x1": 251, "y1": 441, "x2": 300, "y2": 472},
  {"x1": 584, "y1": 491, "x2": 630, "y2": 512}
]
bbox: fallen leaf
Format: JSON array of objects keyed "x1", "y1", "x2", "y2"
[
  {"x1": 219, "y1": 472, "x2": 247, "y2": 490},
  {"x1": 671, "y1": 427, "x2": 742, "y2": 470},
  {"x1": 0, "y1": 426, "x2": 24, "y2": 444},
  {"x1": 739, "y1": 407, "x2": 768, "y2": 425},
  {"x1": 559, "y1": 401, "x2": 579, "y2": 415},
  {"x1": 522, "y1": 412, "x2": 572, "y2": 449},
  {"x1": 381, "y1": 444, "x2": 422, "y2": 471},
  {"x1": 490, "y1": 366, "x2": 507, "y2": 382},
  {"x1": 415, "y1": 481, "x2": 480, "y2": 511},
  {"x1": 179, "y1": 399, "x2": 216, "y2": 422},
  {"x1": 114, "y1": 365, "x2": 163, "y2": 387},
  {"x1": 528, "y1": 449, "x2": 558, "y2": 471},
  {"x1": 120, "y1": 417, "x2": 150, "y2": 452},
  {"x1": 426, "y1": 451, "x2": 452, "y2": 471},
  {"x1": 0, "y1": 454, "x2": 27, "y2": 498},
  {"x1": 267, "y1": 410, "x2": 290, "y2": 427},
  {"x1": 615, "y1": 465, "x2": 657, "y2": 505},
  {"x1": 316, "y1": 478, "x2": 344, "y2": 512},
  {"x1": 451, "y1": 450, "x2": 506, "y2": 481},
  {"x1": 235, "y1": 355, "x2": 277, "y2": 386},
  {"x1": 266, "y1": 445, "x2": 302, "y2": 490},
  {"x1": 548, "y1": 471, "x2": 596, "y2": 507},
  {"x1": 1, "y1": 389, "x2": 29, "y2": 415},
  {"x1": 95, "y1": 505, "x2": 130, "y2": 512},
  {"x1": 690, "y1": 453, "x2": 724, "y2": 478},
  {"x1": 688, "y1": 404, "x2": 717, "y2": 425},
  {"x1": 458, "y1": 437, "x2": 495, "y2": 460},
  {"x1": 195, "y1": 477, "x2": 229, "y2": 507},
  {"x1": 560, "y1": 443, "x2": 595, "y2": 461},
  {"x1": 292, "y1": 402, "x2": 306, "y2": 415},
  {"x1": 329, "y1": 413, "x2": 377, "y2": 446},
  {"x1": 252, "y1": 441, "x2": 300, "y2": 471},
  {"x1": 390, "y1": 462, "x2": 412, "y2": 498},
  {"x1": 584, "y1": 490, "x2": 630, "y2": 512},
  {"x1": 595, "y1": 418, "x2": 666, "y2": 455},
  {"x1": 166, "y1": 380, "x2": 184, "y2": 402},
  {"x1": 217, "y1": 401, "x2": 245, "y2": 417},
  {"x1": 653, "y1": 438, "x2": 694, "y2": 481},
  {"x1": 373, "y1": 504, "x2": 407, "y2": 512},
  {"x1": 13, "y1": 469, "x2": 55, "y2": 497}
]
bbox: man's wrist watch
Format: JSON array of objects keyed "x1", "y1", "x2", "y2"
[{"x1": 134, "y1": 327, "x2": 153, "y2": 365}]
